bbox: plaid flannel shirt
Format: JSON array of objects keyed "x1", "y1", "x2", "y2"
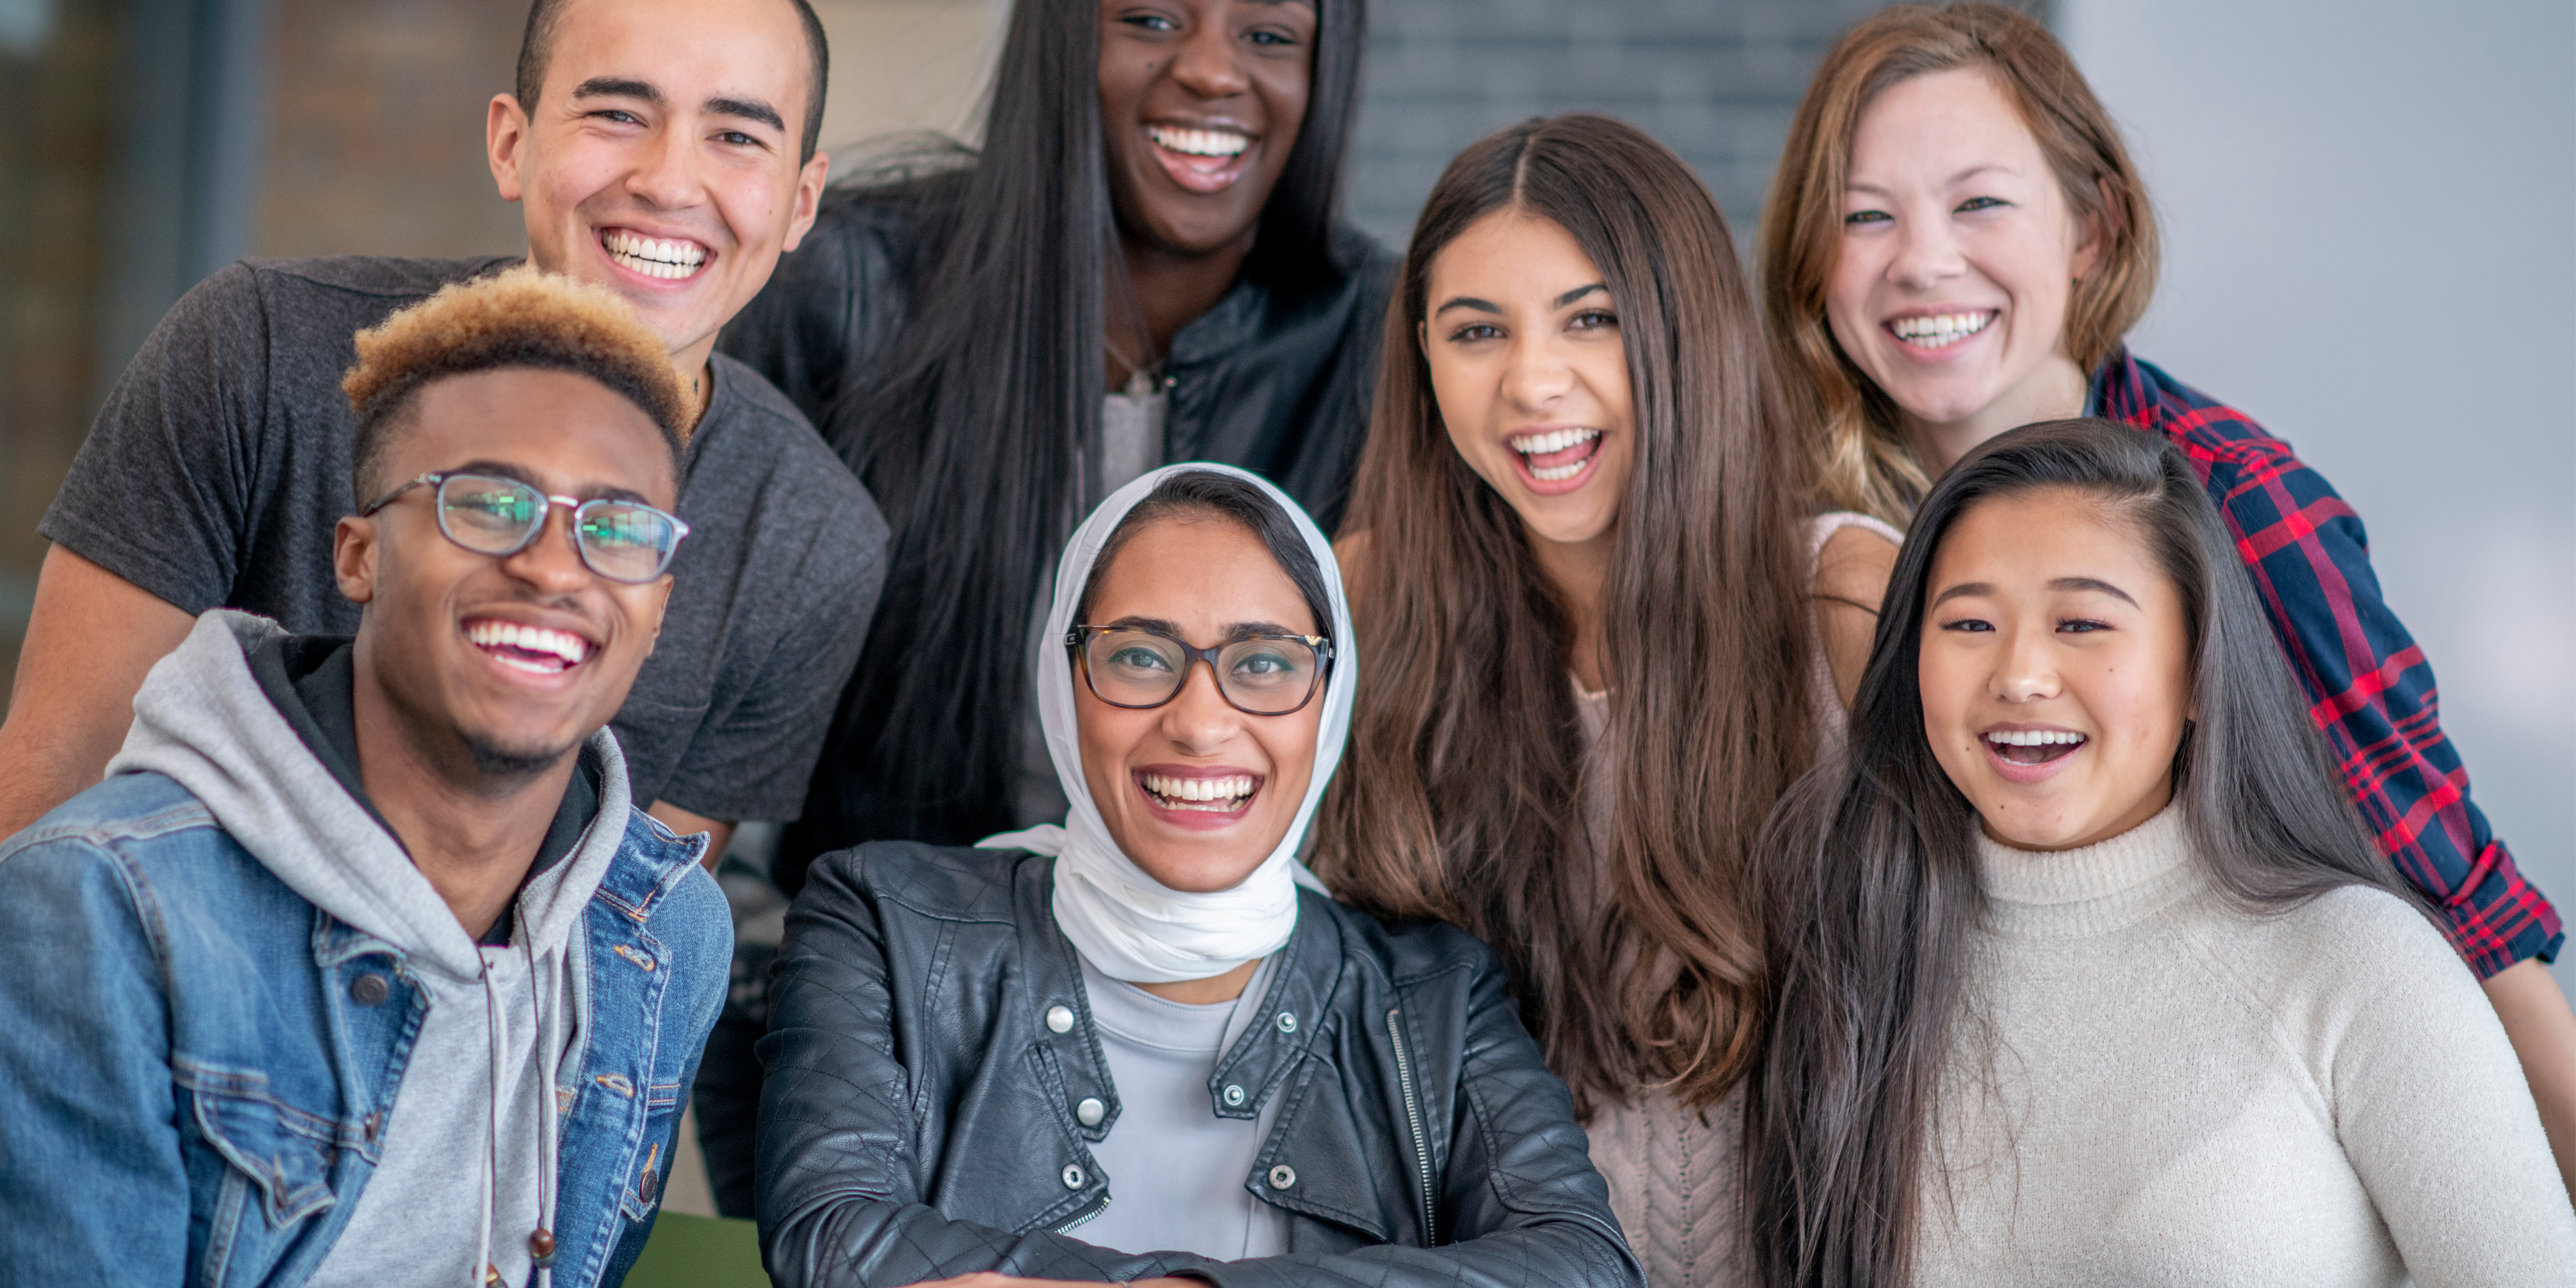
[{"x1": 2094, "y1": 350, "x2": 2561, "y2": 976}]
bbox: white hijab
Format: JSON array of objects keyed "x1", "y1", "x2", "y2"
[{"x1": 977, "y1": 464, "x2": 1353, "y2": 984}]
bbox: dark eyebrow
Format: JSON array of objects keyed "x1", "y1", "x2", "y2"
[
  {"x1": 1553, "y1": 282, "x2": 1607, "y2": 309},
  {"x1": 1093, "y1": 617, "x2": 1312, "y2": 644},
  {"x1": 572, "y1": 76, "x2": 662, "y2": 105},
  {"x1": 705, "y1": 95, "x2": 785, "y2": 133},
  {"x1": 445, "y1": 460, "x2": 651, "y2": 505},
  {"x1": 1930, "y1": 581, "x2": 1993, "y2": 609},
  {"x1": 1223, "y1": 621, "x2": 1305, "y2": 641},
  {"x1": 2049, "y1": 575, "x2": 2138, "y2": 606},
  {"x1": 1432, "y1": 295, "x2": 1501, "y2": 318}
]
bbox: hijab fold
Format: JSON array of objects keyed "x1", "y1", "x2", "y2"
[{"x1": 978, "y1": 464, "x2": 1354, "y2": 984}]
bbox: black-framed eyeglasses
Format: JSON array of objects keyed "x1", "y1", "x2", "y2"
[
  {"x1": 1067, "y1": 624, "x2": 1334, "y2": 717},
  {"x1": 359, "y1": 471, "x2": 690, "y2": 584}
]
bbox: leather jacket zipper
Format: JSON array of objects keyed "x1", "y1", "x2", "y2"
[
  {"x1": 1385, "y1": 1008, "x2": 1436, "y2": 1243},
  {"x1": 1057, "y1": 1193, "x2": 1109, "y2": 1234}
]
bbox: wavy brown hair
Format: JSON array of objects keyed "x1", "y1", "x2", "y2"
[
  {"x1": 1761, "y1": 2, "x2": 2159, "y2": 524},
  {"x1": 1312, "y1": 114, "x2": 1816, "y2": 1114}
]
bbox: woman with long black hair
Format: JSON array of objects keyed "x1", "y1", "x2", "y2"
[
  {"x1": 724, "y1": 0, "x2": 1391, "y2": 875},
  {"x1": 1743, "y1": 420, "x2": 2575, "y2": 1286},
  {"x1": 707, "y1": 0, "x2": 1390, "y2": 1210}
]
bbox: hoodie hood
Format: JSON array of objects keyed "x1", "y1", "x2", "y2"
[
  {"x1": 110, "y1": 610, "x2": 635, "y2": 1288},
  {"x1": 109, "y1": 610, "x2": 631, "y2": 980}
]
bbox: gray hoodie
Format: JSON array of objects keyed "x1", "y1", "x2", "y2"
[{"x1": 110, "y1": 611, "x2": 636, "y2": 1288}]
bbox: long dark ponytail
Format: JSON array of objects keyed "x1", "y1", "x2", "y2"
[
  {"x1": 786, "y1": 0, "x2": 1370, "y2": 871},
  {"x1": 1742, "y1": 419, "x2": 2416, "y2": 1287}
]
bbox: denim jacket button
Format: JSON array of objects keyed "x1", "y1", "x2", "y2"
[
  {"x1": 1075, "y1": 1097, "x2": 1105, "y2": 1127},
  {"x1": 1267, "y1": 1164, "x2": 1296, "y2": 1190},
  {"x1": 1274, "y1": 1011, "x2": 1297, "y2": 1034},
  {"x1": 1222, "y1": 1083, "x2": 1246, "y2": 1107},
  {"x1": 349, "y1": 973, "x2": 389, "y2": 1006},
  {"x1": 1061, "y1": 1164, "x2": 1085, "y2": 1190},
  {"x1": 1045, "y1": 1005, "x2": 1075, "y2": 1034}
]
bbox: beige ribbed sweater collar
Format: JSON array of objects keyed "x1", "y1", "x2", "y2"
[{"x1": 1975, "y1": 803, "x2": 2204, "y2": 940}]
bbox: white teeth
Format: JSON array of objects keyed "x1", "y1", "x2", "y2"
[
  {"x1": 1141, "y1": 773, "x2": 1258, "y2": 809},
  {"x1": 1984, "y1": 729, "x2": 2086, "y2": 747},
  {"x1": 466, "y1": 619, "x2": 593, "y2": 667},
  {"x1": 1508, "y1": 427, "x2": 1601, "y2": 456},
  {"x1": 1889, "y1": 310, "x2": 1995, "y2": 348},
  {"x1": 1147, "y1": 125, "x2": 1251, "y2": 158},
  {"x1": 603, "y1": 230, "x2": 708, "y2": 280}
]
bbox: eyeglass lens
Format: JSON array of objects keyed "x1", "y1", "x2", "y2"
[
  {"x1": 434, "y1": 474, "x2": 678, "y2": 583},
  {"x1": 1083, "y1": 629, "x2": 1321, "y2": 715}
]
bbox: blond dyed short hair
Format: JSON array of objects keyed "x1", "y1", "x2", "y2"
[{"x1": 341, "y1": 266, "x2": 691, "y2": 506}]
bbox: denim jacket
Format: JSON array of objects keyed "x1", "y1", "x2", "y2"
[{"x1": 0, "y1": 770, "x2": 730, "y2": 1288}]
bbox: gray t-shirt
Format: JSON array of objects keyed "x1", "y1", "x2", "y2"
[
  {"x1": 1075, "y1": 955, "x2": 1291, "y2": 1260},
  {"x1": 42, "y1": 256, "x2": 890, "y2": 821}
]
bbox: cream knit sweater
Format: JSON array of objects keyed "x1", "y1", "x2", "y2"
[{"x1": 1914, "y1": 805, "x2": 2576, "y2": 1284}]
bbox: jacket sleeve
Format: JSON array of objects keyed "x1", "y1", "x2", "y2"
[
  {"x1": 1192, "y1": 959, "x2": 1645, "y2": 1288},
  {"x1": 754, "y1": 852, "x2": 1203, "y2": 1288},
  {"x1": 604, "y1": 856, "x2": 738, "y2": 1284},
  {"x1": 2201, "y1": 441, "x2": 2560, "y2": 975},
  {"x1": 0, "y1": 833, "x2": 190, "y2": 1285}
]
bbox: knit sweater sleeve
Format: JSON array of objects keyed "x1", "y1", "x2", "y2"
[{"x1": 2303, "y1": 887, "x2": 2576, "y2": 1279}]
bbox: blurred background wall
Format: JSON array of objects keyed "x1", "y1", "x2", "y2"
[{"x1": 0, "y1": 0, "x2": 2566, "y2": 976}]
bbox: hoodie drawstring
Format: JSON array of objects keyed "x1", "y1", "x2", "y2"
[
  {"x1": 475, "y1": 909, "x2": 562, "y2": 1288},
  {"x1": 477, "y1": 950, "x2": 503, "y2": 1287},
  {"x1": 527, "y1": 933, "x2": 559, "y2": 1288}
]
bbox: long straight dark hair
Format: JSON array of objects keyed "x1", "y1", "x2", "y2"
[
  {"x1": 1313, "y1": 114, "x2": 1817, "y2": 1114},
  {"x1": 793, "y1": 0, "x2": 1369, "y2": 861},
  {"x1": 1742, "y1": 419, "x2": 2416, "y2": 1288}
]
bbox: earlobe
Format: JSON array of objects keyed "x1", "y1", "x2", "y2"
[
  {"x1": 489, "y1": 94, "x2": 530, "y2": 202},
  {"x1": 780, "y1": 151, "x2": 831, "y2": 253},
  {"x1": 333, "y1": 517, "x2": 381, "y2": 606}
]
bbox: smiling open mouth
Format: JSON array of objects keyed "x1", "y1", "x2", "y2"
[
  {"x1": 1985, "y1": 728, "x2": 2086, "y2": 765},
  {"x1": 1146, "y1": 124, "x2": 1253, "y2": 193},
  {"x1": 1888, "y1": 310, "x2": 1996, "y2": 350},
  {"x1": 1509, "y1": 427, "x2": 1603, "y2": 483},
  {"x1": 465, "y1": 618, "x2": 594, "y2": 675},
  {"x1": 1139, "y1": 771, "x2": 1260, "y2": 815},
  {"x1": 601, "y1": 229, "x2": 708, "y2": 281}
]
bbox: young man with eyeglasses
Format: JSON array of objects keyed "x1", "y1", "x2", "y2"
[
  {"x1": 0, "y1": 270, "x2": 731, "y2": 1288},
  {"x1": 0, "y1": 0, "x2": 883, "y2": 866}
]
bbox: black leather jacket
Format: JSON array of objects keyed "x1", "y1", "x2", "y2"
[{"x1": 756, "y1": 843, "x2": 1642, "y2": 1288}]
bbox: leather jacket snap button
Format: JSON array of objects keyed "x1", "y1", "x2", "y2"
[
  {"x1": 1222, "y1": 1083, "x2": 1246, "y2": 1107},
  {"x1": 1274, "y1": 1011, "x2": 1297, "y2": 1034},
  {"x1": 1075, "y1": 1097, "x2": 1105, "y2": 1127},
  {"x1": 1045, "y1": 1005, "x2": 1075, "y2": 1034},
  {"x1": 1061, "y1": 1164, "x2": 1085, "y2": 1190},
  {"x1": 1267, "y1": 1164, "x2": 1296, "y2": 1190},
  {"x1": 350, "y1": 973, "x2": 389, "y2": 1006}
]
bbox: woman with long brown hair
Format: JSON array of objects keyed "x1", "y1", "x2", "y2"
[
  {"x1": 1313, "y1": 114, "x2": 1895, "y2": 1285},
  {"x1": 1759, "y1": 1, "x2": 2576, "y2": 1187}
]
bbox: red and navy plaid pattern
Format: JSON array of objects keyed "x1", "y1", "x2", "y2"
[{"x1": 2094, "y1": 350, "x2": 2561, "y2": 976}]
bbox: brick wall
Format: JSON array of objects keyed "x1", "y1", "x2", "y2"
[
  {"x1": 258, "y1": 0, "x2": 526, "y2": 259},
  {"x1": 1346, "y1": 0, "x2": 1971, "y2": 249}
]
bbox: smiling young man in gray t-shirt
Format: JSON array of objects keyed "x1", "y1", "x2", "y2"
[{"x1": 0, "y1": 0, "x2": 884, "y2": 851}]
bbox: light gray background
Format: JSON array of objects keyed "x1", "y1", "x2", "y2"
[{"x1": 2063, "y1": 0, "x2": 2576, "y2": 986}]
